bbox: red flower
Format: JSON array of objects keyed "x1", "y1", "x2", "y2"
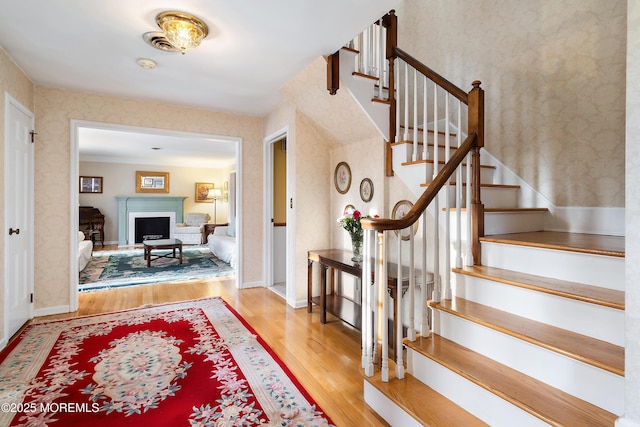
[{"x1": 353, "y1": 210, "x2": 361, "y2": 219}]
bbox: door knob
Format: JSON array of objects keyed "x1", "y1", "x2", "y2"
[{"x1": 9, "y1": 228, "x2": 20, "y2": 235}]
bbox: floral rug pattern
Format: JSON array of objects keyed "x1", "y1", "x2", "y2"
[
  {"x1": 0, "y1": 298, "x2": 334, "y2": 426},
  {"x1": 79, "y1": 247, "x2": 234, "y2": 291}
]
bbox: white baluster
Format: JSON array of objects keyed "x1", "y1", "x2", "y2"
[
  {"x1": 363, "y1": 229, "x2": 374, "y2": 376},
  {"x1": 404, "y1": 62, "x2": 409, "y2": 141},
  {"x1": 377, "y1": 21, "x2": 384, "y2": 100},
  {"x1": 421, "y1": 210, "x2": 430, "y2": 336},
  {"x1": 432, "y1": 83, "x2": 441, "y2": 304},
  {"x1": 407, "y1": 229, "x2": 416, "y2": 341},
  {"x1": 412, "y1": 68, "x2": 418, "y2": 161},
  {"x1": 396, "y1": 230, "x2": 404, "y2": 379},
  {"x1": 378, "y1": 232, "x2": 389, "y2": 382},
  {"x1": 395, "y1": 60, "x2": 401, "y2": 143},
  {"x1": 455, "y1": 101, "x2": 463, "y2": 269},
  {"x1": 444, "y1": 93, "x2": 452, "y2": 300},
  {"x1": 422, "y1": 75, "x2": 429, "y2": 160},
  {"x1": 357, "y1": 32, "x2": 364, "y2": 74},
  {"x1": 466, "y1": 153, "x2": 473, "y2": 266}
]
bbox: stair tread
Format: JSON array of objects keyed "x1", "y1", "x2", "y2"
[
  {"x1": 453, "y1": 265, "x2": 624, "y2": 310},
  {"x1": 447, "y1": 207, "x2": 549, "y2": 212},
  {"x1": 365, "y1": 372, "x2": 488, "y2": 426},
  {"x1": 406, "y1": 334, "x2": 619, "y2": 426},
  {"x1": 429, "y1": 297, "x2": 624, "y2": 376},
  {"x1": 481, "y1": 231, "x2": 625, "y2": 258}
]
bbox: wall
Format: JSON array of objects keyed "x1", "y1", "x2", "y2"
[
  {"x1": 79, "y1": 161, "x2": 232, "y2": 243},
  {"x1": 623, "y1": 1, "x2": 640, "y2": 425},
  {"x1": 396, "y1": 0, "x2": 626, "y2": 207},
  {"x1": 0, "y1": 48, "x2": 35, "y2": 345},
  {"x1": 34, "y1": 86, "x2": 263, "y2": 312}
]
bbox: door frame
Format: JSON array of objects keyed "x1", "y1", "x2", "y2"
[
  {"x1": 263, "y1": 127, "x2": 295, "y2": 307},
  {"x1": 69, "y1": 120, "x2": 243, "y2": 311},
  {"x1": 3, "y1": 93, "x2": 35, "y2": 347}
]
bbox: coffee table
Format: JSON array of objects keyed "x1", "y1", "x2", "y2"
[{"x1": 142, "y1": 238, "x2": 183, "y2": 267}]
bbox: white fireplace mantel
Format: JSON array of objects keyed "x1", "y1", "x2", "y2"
[{"x1": 116, "y1": 196, "x2": 187, "y2": 246}]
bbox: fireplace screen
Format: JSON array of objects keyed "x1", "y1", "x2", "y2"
[{"x1": 135, "y1": 217, "x2": 170, "y2": 243}]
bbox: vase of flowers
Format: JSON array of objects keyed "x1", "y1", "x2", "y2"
[{"x1": 338, "y1": 208, "x2": 370, "y2": 262}]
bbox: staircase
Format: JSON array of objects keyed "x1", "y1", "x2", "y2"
[{"x1": 328, "y1": 10, "x2": 625, "y2": 426}]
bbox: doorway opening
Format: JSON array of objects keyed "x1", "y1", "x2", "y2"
[{"x1": 69, "y1": 120, "x2": 242, "y2": 311}]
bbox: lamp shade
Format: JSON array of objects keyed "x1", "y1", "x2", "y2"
[{"x1": 207, "y1": 188, "x2": 222, "y2": 200}]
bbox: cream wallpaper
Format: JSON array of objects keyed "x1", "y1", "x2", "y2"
[
  {"x1": 396, "y1": 0, "x2": 626, "y2": 207},
  {"x1": 0, "y1": 48, "x2": 35, "y2": 344},
  {"x1": 33, "y1": 86, "x2": 263, "y2": 310}
]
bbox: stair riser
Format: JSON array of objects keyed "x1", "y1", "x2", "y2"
[
  {"x1": 448, "y1": 211, "x2": 546, "y2": 239},
  {"x1": 453, "y1": 273, "x2": 624, "y2": 346},
  {"x1": 398, "y1": 142, "x2": 467, "y2": 161},
  {"x1": 363, "y1": 382, "x2": 423, "y2": 427},
  {"x1": 407, "y1": 349, "x2": 549, "y2": 427},
  {"x1": 432, "y1": 311, "x2": 624, "y2": 415},
  {"x1": 482, "y1": 242, "x2": 624, "y2": 290}
]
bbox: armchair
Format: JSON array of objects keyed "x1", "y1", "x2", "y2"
[{"x1": 174, "y1": 212, "x2": 210, "y2": 244}]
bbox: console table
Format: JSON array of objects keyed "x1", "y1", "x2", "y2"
[{"x1": 307, "y1": 249, "x2": 431, "y2": 330}]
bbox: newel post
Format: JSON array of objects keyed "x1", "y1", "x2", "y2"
[
  {"x1": 468, "y1": 80, "x2": 484, "y2": 265},
  {"x1": 327, "y1": 51, "x2": 340, "y2": 95},
  {"x1": 383, "y1": 10, "x2": 397, "y2": 177}
]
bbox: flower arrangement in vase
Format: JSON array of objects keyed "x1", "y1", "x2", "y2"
[{"x1": 337, "y1": 207, "x2": 377, "y2": 262}]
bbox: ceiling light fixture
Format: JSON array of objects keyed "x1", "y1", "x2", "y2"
[{"x1": 156, "y1": 11, "x2": 208, "y2": 55}]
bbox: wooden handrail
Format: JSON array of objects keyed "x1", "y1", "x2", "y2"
[
  {"x1": 393, "y1": 47, "x2": 469, "y2": 105},
  {"x1": 362, "y1": 132, "x2": 478, "y2": 232}
]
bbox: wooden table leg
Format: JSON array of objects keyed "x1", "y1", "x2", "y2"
[
  {"x1": 307, "y1": 258, "x2": 313, "y2": 313},
  {"x1": 178, "y1": 245, "x2": 183, "y2": 264},
  {"x1": 320, "y1": 265, "x2": 327, "y2": 324},
  {"x1": 146, "y1": 247, "x2": 151, "y2": 267}
]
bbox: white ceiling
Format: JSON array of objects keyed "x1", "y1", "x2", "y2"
[{"x1": 0, "y1": 0, "x2": 397, "y2": 166}]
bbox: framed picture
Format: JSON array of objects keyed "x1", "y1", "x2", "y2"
[
  {"x1": 334, "y1": 162, "x2": 351, "y2": 194},
  {"x1": 79, "y1": 176, "x2": 103, "y2": 193},
  {"x1": 360, "y1": 178, "x2": 373, "y2": 202},
  {"x1": 136, "y1": 171, "x2": 169, "y2": 193},
  {"x1": 195, "y1": 182, "x2": 215, "y2": 203},
  {"x1": 392, "y1": 200, "x2": 419, "y2": 241}
]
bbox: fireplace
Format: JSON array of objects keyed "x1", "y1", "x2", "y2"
[
  {"x1": 117, "y1": 196, "x2": 186, "y2": 246},
  {"x1": 134, "y1": 216, "x2": 170, "y2": 242},
  {"x1": 128, "y1": 211, "x2": 176, "y2": 245}
]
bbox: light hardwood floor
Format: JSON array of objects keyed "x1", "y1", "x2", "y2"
[{"x1": 33, "y1": 276, "x2": 389, "y2": 427}]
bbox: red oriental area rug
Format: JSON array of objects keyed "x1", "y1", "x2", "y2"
[{"x1": 0, "y1": 297, "x2": 334, "y2": 426}]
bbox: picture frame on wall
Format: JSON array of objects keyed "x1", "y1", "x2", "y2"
[
  {"x1": 195, "y1": 182, "x2": 215, "y2": 203},
  {"x1": 79, "y1": 176, "x2": 103, "y2": 193},
  {"x1": 334, "y1": 162, "x2": 351, "y2": 194},
  {"x1": 360, "y1": 178, "x2": 373, "y2": 202},
  {"x1": 136, "y1": 171, "x2": 169, "y2": 193},
  {"x1": 392, "y1": 199, "x2": 419, "y2": 240}
]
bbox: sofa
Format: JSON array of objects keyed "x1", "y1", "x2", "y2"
[
  {"x1": 78, "y1": 231, "x2": 93, "y2": 271},
  {"x1": 175, "y1": 212, "x2": 210, "y2": 245},
  {"x1": 207, "y1": 222, "x2": 236, "y2": 268}
]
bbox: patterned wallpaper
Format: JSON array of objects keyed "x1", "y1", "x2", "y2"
[
  {"x1": 33, "y1": 87, "x2": 263, "y2": 310},
  {"x1": 396, "y1": 0, "x2": 626, "y2": 207}
]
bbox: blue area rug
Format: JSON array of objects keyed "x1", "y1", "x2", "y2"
[{"x1": 79, "y1": 246, "x2": 234, "y2": 291}]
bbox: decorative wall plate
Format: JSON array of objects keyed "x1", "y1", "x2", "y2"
[
  {"x1": 359, "y1": 178, "x2": 373, "y2": 203},
  {"x1": 391, "y1": 200, "x2": 419, "y2": 240},
  {"x1": 343, "y1": 204, "x2": 355, "y2": 215},
  {"x1": 334, "y1": 162, "x2": 351, "y2": 194}
]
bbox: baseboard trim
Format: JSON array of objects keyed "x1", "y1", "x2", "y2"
[
  {"x1": 241, "y1": 281, "x2": 264, "y2": 289},
  {"x1": 34, "y1": 305, "x2": 70, "y2": 317}
]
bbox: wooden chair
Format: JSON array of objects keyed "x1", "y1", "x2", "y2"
[{"x1": 88, "y1": 217, "x2": 105, "y2": 246}]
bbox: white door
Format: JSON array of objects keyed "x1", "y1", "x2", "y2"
[{"x1": 4, "y1": 95, "x2": 34, "y2": 340}]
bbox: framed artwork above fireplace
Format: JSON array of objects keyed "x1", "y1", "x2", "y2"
[{"x1": 136, "y1": 171, "x2": 169, "y2": 193}]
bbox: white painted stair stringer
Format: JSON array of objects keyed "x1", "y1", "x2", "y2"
[
  {"x1": 338, "y1": 48, "x2": 389, "y2": 140},
  {"x1": 481, "y1": 241, "x2": 624, "y2": 290},
  {"x1": 430, "y1": 310, "x2": 624, "y2": 415},
  {"x1": 406, "y1": 349, "x2": 550, "y2": 427},
  {"x1": 453, "y1": 273, "x2": 624, "y2": 346}
]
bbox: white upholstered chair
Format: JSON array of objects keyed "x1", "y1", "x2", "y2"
[{"x1": 174, "y1": 212, "x2": 210, "y2": 244}]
